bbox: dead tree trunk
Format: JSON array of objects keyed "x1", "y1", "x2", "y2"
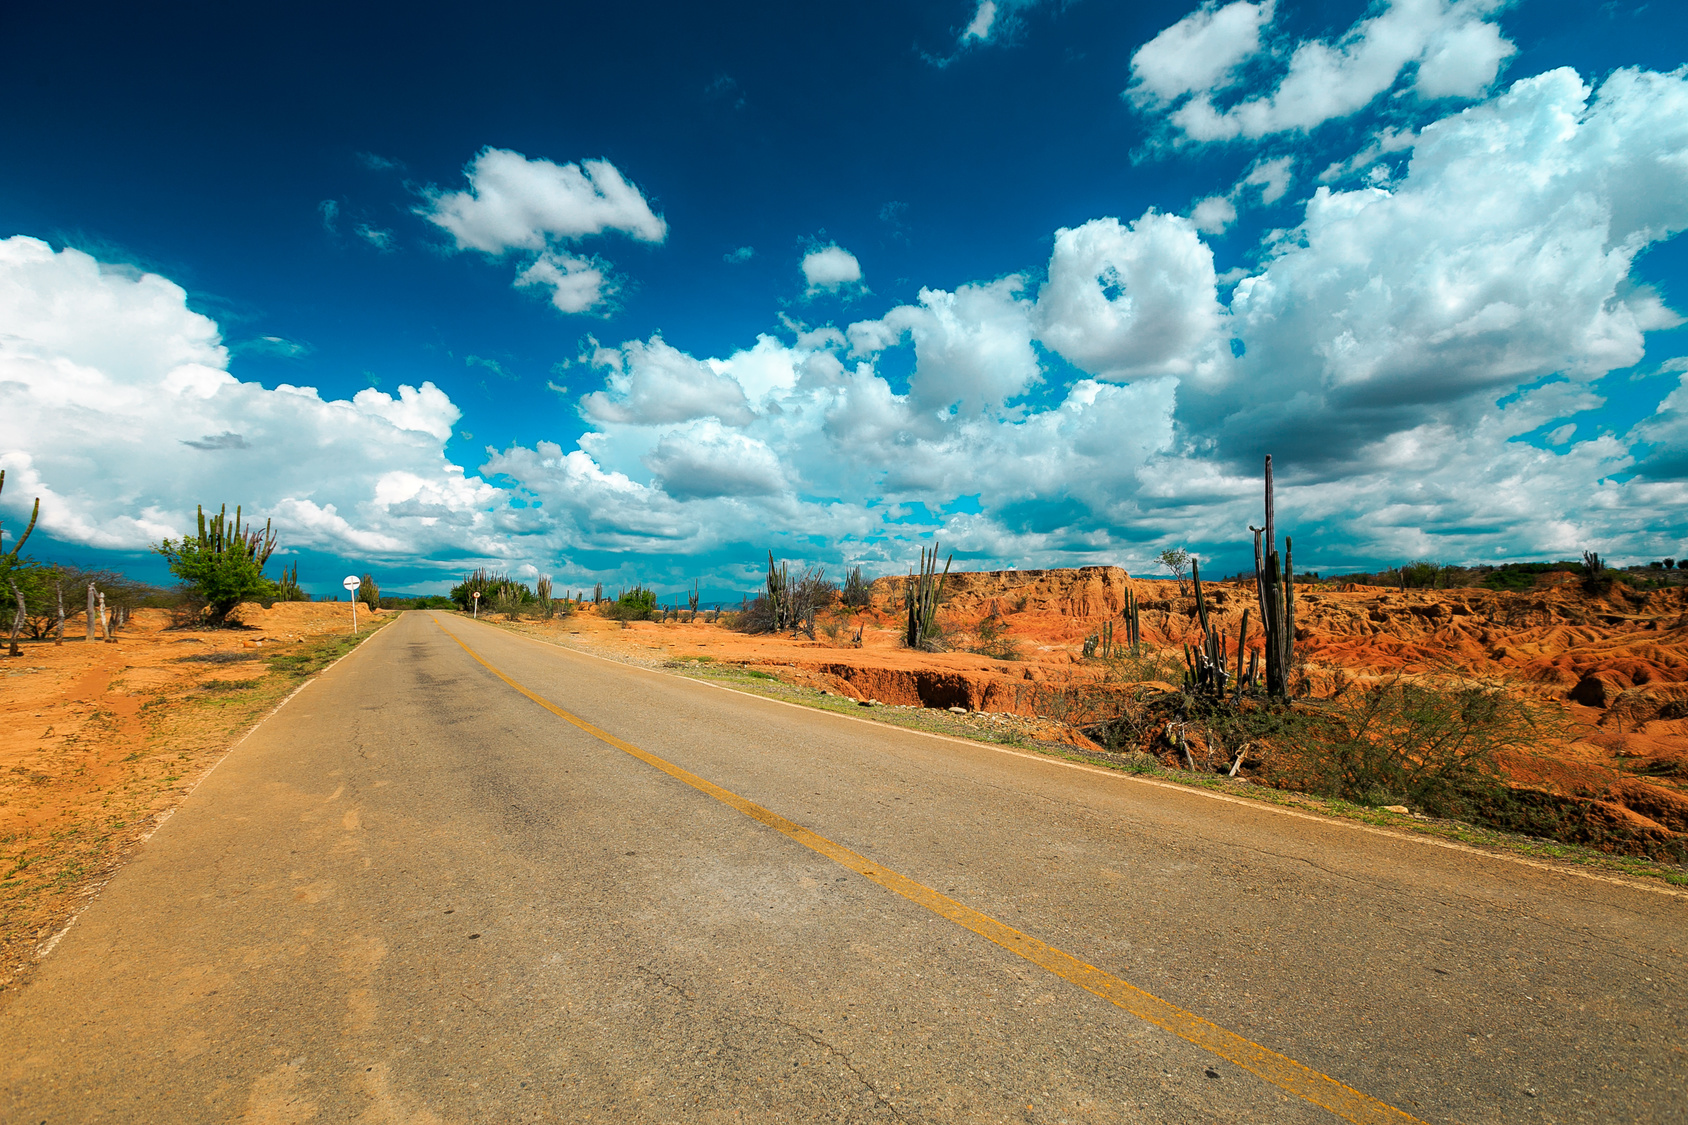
[
  {"x1": 7, "y1": 578, "x2": 23, "y2": 656},
  {"x1": 86, "y1": 583, "x2": 97, "y2": 642},
  {"x1": 55, "y1": 581, "x2": 64, "y2": 645}
]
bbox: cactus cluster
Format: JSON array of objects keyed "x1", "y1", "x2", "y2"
[{"x1": 1182, "y1": 556, "x2": 1257, "y2": 699}]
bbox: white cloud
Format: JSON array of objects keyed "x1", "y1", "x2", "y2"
[
  {"x1": 515, "y1": 251, "x2": 613, "y2": 314},
  {"x1": 645, "y1": 422, "x2": 787, "y2": 499},
  {"x1": 1035, "y1": 213, "x2": 1227, "y2": 381},
  {"x1": 962, "y1": 0, "x2": 999, "y2": 42},
  {"x1": 1190, "y1": 195, "x2": 1238, "y2": 234},
  {"x1": 579, "y1": 336, "x2": 755, "y2": 426},
  {"x1": 1317, "y1": 126, "x2": 1418, "y2": 183},
  {"x1": 848, "y1": 277, "x2": 1040, "y2": 416},
  {"x1": 417, "y1": 147, "x2": 664, "y2": 315},
  {"x1": 418, "y1": 148, "x2": 666, "y2": 254},
  {"x1": 723, "y1": 245, "x2": 755, "y2": 264},
  {"x1": 1242, "y1": 155, "x2": 1294, "y2": 203},
  {"x1": 1194, "y1": 66, "x2": 1688, "y2": 470},
  {"x1": 1188, "y1": 155, "x2": 1294, "y2": 233},
  {"x1": 1133, "y1": 0, "x2": 1516, "y2": 144},
  {"x1": 0, "y1": 236, "x2": 501, "y2": 562},
  {"x1": 801, "y1": 243, "x2": 865, "y2": 296},
  {"x1": 1128, "y1": 0, "x2": 1277, "y2": 108}
]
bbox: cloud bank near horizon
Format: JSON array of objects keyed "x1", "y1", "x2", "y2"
[{"x1": 3, "y1": 62, "x2": 1688, "y2": 588}]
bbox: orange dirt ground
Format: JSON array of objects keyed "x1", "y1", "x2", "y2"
[
  {"x1": 511, "y1": 566, "x2": 1688, "y2": 849},
  {"x1": 0, "y1": 601, "x2": 384, "y2": 992}
]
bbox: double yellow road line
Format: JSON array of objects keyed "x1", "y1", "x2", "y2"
[{"x1": 436, "y1": 619, "x2": 1425, "y2": 1125}]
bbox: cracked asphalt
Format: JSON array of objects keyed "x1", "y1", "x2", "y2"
[{"x1": 2, "y1": 611, "x2": 1684, "y2": 1123}]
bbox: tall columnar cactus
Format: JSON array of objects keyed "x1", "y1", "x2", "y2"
[
  {"x1": 904, "y1": 543, "x2": 952, "y2": 650},
  {"x1": 0, "y1": 470, "x2": 40, "y2": 567},
  {"x1": 1251, "y1": 455, "x2": 1296, "y2": 699},
  {"x1": 1122, "y1": 586, "x2": 1142, "y2": 655}
]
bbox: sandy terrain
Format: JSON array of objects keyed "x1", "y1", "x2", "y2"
[{"x1": 0, "y1": 601, "x2": 386, "y2": 994}]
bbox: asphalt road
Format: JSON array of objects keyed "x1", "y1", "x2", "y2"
[{"x1": 2, "y1": 611, "x2": 1683, "y2": 1124}]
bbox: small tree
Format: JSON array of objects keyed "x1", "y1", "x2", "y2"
[
  {"x1": 155, "y1": 504, "x2": 278, "y2": 626},
  {"x1": 1157, "y1": 547, "x2": 1191, "y2": 596},
  {"x1": 358, "y1": 573, "x2": 380, "y2": 610}
]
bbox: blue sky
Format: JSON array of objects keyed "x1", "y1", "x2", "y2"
[{"x1": 2, "y1": 0, "x2": 1686, "y2": 597}]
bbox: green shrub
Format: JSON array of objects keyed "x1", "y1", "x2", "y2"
[
  {"x1": 604, "y1": 585, "x2": 658, "y2": 621},
  {"x1": 155, "y1": 505, "x2": 279, "y2": 625}
]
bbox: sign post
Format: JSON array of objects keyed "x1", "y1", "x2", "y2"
[
  {"x1": 472, "y1": 590, "x2": 480, "y2": 619},
  {"x1": 343, "y1": 575, "x2": 361, "y2": 633}
]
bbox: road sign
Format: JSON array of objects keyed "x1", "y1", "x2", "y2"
[{"x1": 344, "y1": 575, "x2": 361, "y2": 633}]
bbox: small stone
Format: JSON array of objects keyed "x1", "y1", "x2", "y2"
[
  {"x1": 1382, "y1": 805, "x2": 1410, "y2": 814},
  {"x1": 1204, "y1": 1068, "x2": 1219, "y2": 1079},
  {"x1": 948, "y1": 706, "x2": 968, "y2": 715}
]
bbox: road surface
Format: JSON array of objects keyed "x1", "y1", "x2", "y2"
[{"x1": 3, "y1": 611, "x2": 1683, "y2": 1123}]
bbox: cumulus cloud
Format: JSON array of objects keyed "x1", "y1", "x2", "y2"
[
  {"x1": 1199, "y1": 66, "x2": 1688, "y2": 467},
  {"x1": 1128, "y1": 0, "x2": 1277, "y2": 109},
  {"x1": 847, "y1": 277, "x2": 1040, "y2": 416},
  {"x1": 1131, "y1": 0, "x2": 1516, "y2": 143},
  {"x1": 801, "y1": 244, "x2": 865, "y2": 296},
  {"x1": 645, "y1": 423, "x2": 787, "y2": 499},
  {"x1": 0, "y1": 236, "x2": 501, "y2": 561},
  {"x1": 469, "y1": 64, "x2": 1688, "y2": 579},
  {"x1": 419, "y1": 148, "x2": 666, "y2": 253},
  {"x1": 1035, "y1": 213, "x2": 1227, "y2": 381},
  {"x1": 515, "y1": 251, "x2": 612, "y2": 314},
  {"x1": 417, "y1": 147, "x2": 665, "y2": 314},
  {"x1": 579, "y1": 336, "x2": 755, "y2": 426}
]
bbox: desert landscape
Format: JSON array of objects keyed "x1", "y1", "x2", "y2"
[
  {"x1": 487, "y1": 564, "x2": 1688, "y2": 868},
  {"x1": 8, "y1": 559, "x2": 1685, "y2": 999}
]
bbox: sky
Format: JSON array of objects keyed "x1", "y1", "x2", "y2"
[{"x1": 2, "y1": 0, "x2": 1687, "y2": 598}]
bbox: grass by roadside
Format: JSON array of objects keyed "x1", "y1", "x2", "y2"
[{"x1": 0, "y1": 614, "x2": 394, "y2": 999}]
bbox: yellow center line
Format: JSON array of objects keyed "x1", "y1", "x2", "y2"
[{"x1": 435, "y1": 618, "x2": 1426, "y2": 1125}]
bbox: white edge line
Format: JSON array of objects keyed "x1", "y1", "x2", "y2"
[
  {"x1": 459, "y1": 615, "x2": 1686, "y2": 902},
  {"x1": 35, "y1": 620, "x2": 394, "y2": 961}
]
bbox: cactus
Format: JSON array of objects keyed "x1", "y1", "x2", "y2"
[
  {"x1": 1250, "y1": 455, "x2": 1296, "y2": 699},
  {"x1": 1123, "y1": 586, "x2": 1141, "y2": 655},
  {"x1": 536, "y1": 575, "x2": 553, "y2": 619},
  {"x1": 276, "y1": 561, "x2": 305, "y2": 601},
  {"x1": 1182, "y1": 557, "x2": 1231, "y2": 698},
  {"x1": 841, "y1": 565, "x2": 871, "y2": 608},
  {"x1": 0, "y1": 470, "x2": 40, "y2": 567},
  {"x1": 904, "y1": 543, "x2": 952, "y2": 650},
  {"x1": 765, "y1": 551, "x2": 791, "y2": 631},
  {"x1": 687, "y1": 579, "x2": 700, "y2": 620}
]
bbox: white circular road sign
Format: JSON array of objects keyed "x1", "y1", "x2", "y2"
[{"x1": 343, "y1": 575, "x2": 362, "y2": 592}]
